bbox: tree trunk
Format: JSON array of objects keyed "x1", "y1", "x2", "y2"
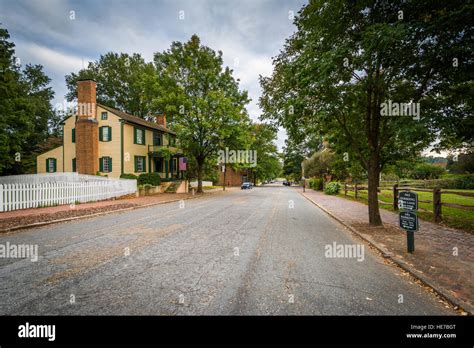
[
  {"x1": 197, "y1": 161, "x2": 204, "y2": 193},
  {"x1": 367, "y1": 152, "x2": 382, "y2": 226}
]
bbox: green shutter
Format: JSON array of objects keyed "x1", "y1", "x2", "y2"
[
  {"x1": 72, "y1": 158, "x2": 76, "y2": 172},
  {"x1": 72, "y1": 128, "x2": 75, "y2": 143},
  {"x1": 99, "y1": 127, "x2": 103, "y2": 141},
  {"x1": 108, "y1": 126, "x2": 112, "y2": 141},
  {"x1": 46, "y1": 158, "x2": 49, "y2": 172},
  {"x1": 99, "y1": 157, "x2": 103, "y2": 172},
  {"x1": 108, "y1": 157, "x2": 112, "y2": 172},
  {"x1": 133, "y1": 127, "x2": 137, "y2": 144},
  {"x1": 53, "y1": 158, "x2": 57, "y2": 172},
  {"x1": 143, "y1": 156, "x2": 146, "y2": 172}
]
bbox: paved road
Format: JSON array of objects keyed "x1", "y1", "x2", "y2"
[{"x1": 0, "y1": 186, "x2": 453, "y2": 315}]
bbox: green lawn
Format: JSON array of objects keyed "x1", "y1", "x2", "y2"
[{"x1": 337, "y1": 188, "x2": 474, "y2": 233}]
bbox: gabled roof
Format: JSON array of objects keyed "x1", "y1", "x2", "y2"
[{"x1": 98, "y1": 103, "x2": 176, "y2": 135}]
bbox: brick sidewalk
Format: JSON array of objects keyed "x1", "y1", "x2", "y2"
[
  {"x1": 300, "y1": 188, "x2": 473, "y2": 314},
  {"x1": 0, "y1": 188, "x2": 233, "y2": 232}
]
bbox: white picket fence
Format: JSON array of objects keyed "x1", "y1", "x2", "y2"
[
  {"x1": 0, "y1": 179, "x2": 137, "y2": 212},
  {"x1": 0, "y1": 172, "x2": 112, "y2": 184}
]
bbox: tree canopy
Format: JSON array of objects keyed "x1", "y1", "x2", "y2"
[
  {"x1": 151, "y1": 35, "x2": 251, "y2": 192},
  {"x1": 260, "y1": 0, "x2": 473, "y2": 225},
  {"x1": 0, "y1": 25, "x2": 57, "y2": 175}
]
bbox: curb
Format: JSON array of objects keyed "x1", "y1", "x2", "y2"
[
  {"x1": 0, "y1": 190, "x2": 226, "y2": 235},
  {"x1": 299, "y1": 190, "x2": 472, "y2": 315}
]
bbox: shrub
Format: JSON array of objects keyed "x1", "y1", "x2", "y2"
[
  {"x1": 120, "y1": 173, "x2": 137, "y2": 180},
  {"x1": 324, "y1": 181, "x2": 340, "y2": 195},
  {"x1": 308, "y1": 177, "x2": 324, "y2": 191},
  {"x1": 454, "y1": 174, "x2": 474, "y2": 189},
  {"x1": 408, "y1": 163, "x2": 445, "y2": 180},
  {"x1": 137, "y1": 173, "x2": 161, "y2": 186}
]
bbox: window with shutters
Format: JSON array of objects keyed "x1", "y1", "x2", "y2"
[
  {"x1": 134, "y1": 127, "x2": 145, "y2": 145},
  {"x1": 103, "y1": 127, "x2": 110, "y2": 141},
  {"x1": 135, "y1": 156, "x2": 146, "y2": 172},
  {"x1": 153, "y1": 131, "x2": 162, "y2": 146},
  {"x1": 101, "y1": 157, "x2": 112, "y2": 173},
  {"x1": 100, "y1": 126, "x2": 112, "y2": 142},
  {"x1": 101, "y1": 112, "x2": 108, "y2": 120},
  {"x1": 46, "y1": 158, "x2": 56, "y2": 173}
]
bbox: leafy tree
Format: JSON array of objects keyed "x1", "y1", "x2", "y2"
[
  {"x1": 246, "y1": 123, "x2": 281, "y2": 184},
  {"x1": 0, "y1": 25, "x2": 55, "y2": 175},
  {"x1": 260, "y1": 1, "x2": 472, "y2": 225},
  {"x1": 303, "y1": 150, "x2": 334, "y2": 179},
  {"x1": 408, "y1": 163, "x2": 446, "y2": 179},
  {"x1": 281, "y1": 134, "x2": 322, "y2": 181},
  {"x1": 447, "y1": 152, "x2": 474, "y2": 174},
  {"x1": 152, "y1": 35, "x2": 251, "y2": 192},
  {"x1": 65, "y1": 52, "x2": 155, "y2": 118}
]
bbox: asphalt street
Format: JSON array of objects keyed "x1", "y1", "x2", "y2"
[{"x1": 0, "y1": 186, "x2": 454, "y2": 315}]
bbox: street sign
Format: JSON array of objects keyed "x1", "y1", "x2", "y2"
[
  {"x1": 399, "y1": 211, "x2": 418, "y2": 232},
  {"x1": 398, "y1": 191, "x2": 418, "y2": 211}
]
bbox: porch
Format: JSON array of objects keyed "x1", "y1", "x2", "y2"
[{"x1": 148, "y1": 145, "x2": 185, "y2": 180}]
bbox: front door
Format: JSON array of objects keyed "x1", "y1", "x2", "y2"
[{"x1": 154, "y1": 158, "x2": 163, "y2": 173}]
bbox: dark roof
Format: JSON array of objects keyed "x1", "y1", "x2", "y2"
[{"x1": 98, "y1": 104, "x2": 176, "y2": 135}]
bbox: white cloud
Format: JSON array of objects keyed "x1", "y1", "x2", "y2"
[{"x1": 19, "y1": 42, "x2": 86, "y2": 74}]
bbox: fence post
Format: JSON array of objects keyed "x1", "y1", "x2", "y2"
[
  {"x1": 433, "y1": 187, "x2": 442, "y2": 223},
  {"x1": 355, "y1": 183, "x2": 358, "y2": 199},
  {"x1": 344, "y1": 183, "x2": 347, "y2": 196},
  {"x1": 393, "y1": 184, "x2": 399, "y2": 211}
]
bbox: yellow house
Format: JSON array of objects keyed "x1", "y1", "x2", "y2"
[{"x1": 37, "y1": 80, "x2": 184, "y2": 179}]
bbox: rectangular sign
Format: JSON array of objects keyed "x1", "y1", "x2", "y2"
[
  {"x1": 399, "y1": 211, "x2": 418, "y2": 232},
  {"x1": 398, "y1": 191, "x2": 418, "y2": 211}
]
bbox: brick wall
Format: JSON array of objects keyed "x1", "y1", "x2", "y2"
[
  {"x1": 217, "y1": 166, "x2": 249, "y2": 186},
  {"x1": 75, "y1": 80, "x2": 99, "y2": 175}
]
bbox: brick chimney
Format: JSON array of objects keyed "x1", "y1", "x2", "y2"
[
  {"x1": 75, "y1": 79, "x2": 99, "y2": 175},
  {"x1": 156, "y1": 114, "x2": 166, "y2": 128}
]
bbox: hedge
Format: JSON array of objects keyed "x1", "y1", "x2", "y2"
[
  {"x1": 120, "y1": 173, "x2": 138, "y2": 180},
  {"x1": 137, "y1": 173, "x2": 161, "y2": 186}
]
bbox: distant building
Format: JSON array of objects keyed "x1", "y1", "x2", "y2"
[{"x1": 217, "y1": 165, "x2": 250, "y2": 186}]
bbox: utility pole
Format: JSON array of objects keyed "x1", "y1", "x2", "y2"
[
  {"x1": 301, "y1": 161, "x2": 305, "y2": 192},
  {"x1": 221, "y1": 162, "x2": 226, "y2": 191}
]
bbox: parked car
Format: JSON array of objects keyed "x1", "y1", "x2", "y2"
[
  {"x1": 283, "y1": 181, "x2": 291, "y2": 186},
  {"x1": 241, "y1": 182, "x2": 252, "y2": 190}
]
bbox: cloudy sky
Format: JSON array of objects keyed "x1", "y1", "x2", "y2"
[{"x1": 0, "y1": 0, "x2": 308, "y2": 149}]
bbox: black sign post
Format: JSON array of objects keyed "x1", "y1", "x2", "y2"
[{"x1": 398, "y1": 191, "x2": 419, "y2": 253}]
